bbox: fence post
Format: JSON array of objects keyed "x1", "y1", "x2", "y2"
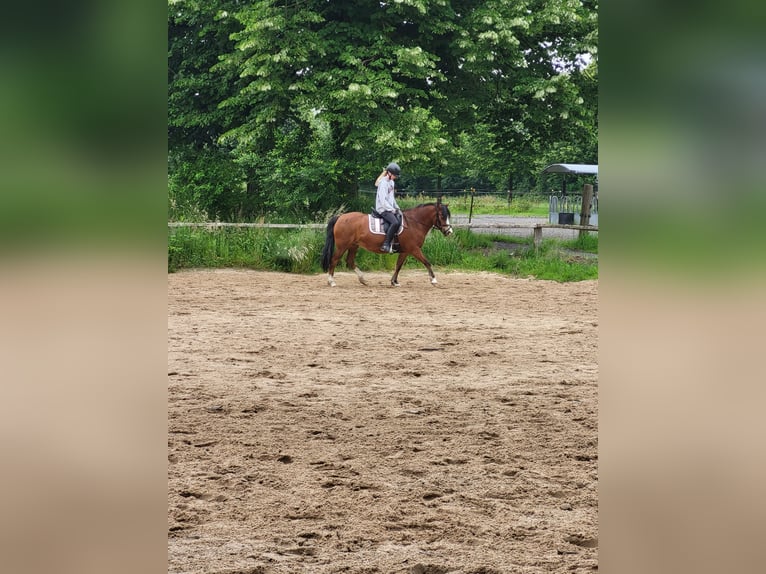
[
  {"x1": 468, "y1": 187, "x2": 475, "y2": 223},
  {"x1": 579, "y1": 184, "x2": 593, "y2": 239}
]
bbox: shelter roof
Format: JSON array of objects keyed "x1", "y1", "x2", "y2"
[{"x1": 542, "y1": 163, "x2": 598, "y2": 175}]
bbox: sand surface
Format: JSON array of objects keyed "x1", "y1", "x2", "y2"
[{"x1": 168, "y1": 269, "x2": 598, "y2": 573}]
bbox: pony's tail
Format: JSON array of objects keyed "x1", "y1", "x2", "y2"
[{"x1": 320, "y1": 215, "x2": 339, "y2": 272}]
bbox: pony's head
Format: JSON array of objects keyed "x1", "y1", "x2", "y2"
[{"x1": 435, "y1": 198, "x2": 453, "y2": 236}]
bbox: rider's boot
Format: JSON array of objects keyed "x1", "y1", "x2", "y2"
[{"x1": 383, "y1": 226, "x2": 397, "y2": 252}]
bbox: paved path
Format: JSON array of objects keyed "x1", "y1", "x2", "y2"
[{"x1": 452, "y1": 214, "x2": 589, "y2": 240}]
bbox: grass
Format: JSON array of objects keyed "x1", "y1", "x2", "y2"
[
  {"x1": 426, "y1": 230, "x2": 598, "y2": 281},
  {"x1": 168, "y1": 226, "x2": 598, "y2": 282},
  {"x1": 560, "y1": 232, "x2": 598, "y2": 253}
]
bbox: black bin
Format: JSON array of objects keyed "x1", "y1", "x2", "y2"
[{"x1": 558, "y1": 212, "x2": 574, "y2": 224}]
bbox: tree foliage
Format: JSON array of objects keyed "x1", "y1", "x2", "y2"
[{"x1": 168, "y1": 0, "x2": 598, "y2": 220}]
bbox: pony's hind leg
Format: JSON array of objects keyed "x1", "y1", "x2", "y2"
[
  {"x1": 346, "y1": 246, "x2": 368, "y2": 285},
  {"x1": 390, "y1": 253, "x2": 408, "y2": 287},
  {"x1": 327, "y1": 247, "x2": 346, "y2": 287}
]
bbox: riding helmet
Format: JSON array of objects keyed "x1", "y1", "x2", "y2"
[{"x1": 386, "y1": 162, "x2": 401, "y2": 176}]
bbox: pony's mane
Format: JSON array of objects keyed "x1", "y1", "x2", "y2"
[{"x1": 411, "y1": 202, "x2": 450, "y2": 215}]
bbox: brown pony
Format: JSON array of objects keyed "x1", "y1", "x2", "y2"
[{"x1": 321, "y1": 199, "x2": 453, "y2": 287}]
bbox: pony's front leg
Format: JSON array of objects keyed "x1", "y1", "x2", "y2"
[
  {"x1": 408, "y1": 247, "x2": 438, "y2": 285},
  {"x1": 390, "y1": 253, "x2": 408, "y2": 287}
]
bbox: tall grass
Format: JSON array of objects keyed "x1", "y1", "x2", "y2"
[
  {"x1": 561, "y1": 232, "x2": 598, "y2": 253},
  {"x1": 168, "y1": 227, "x2": 325, "y2": 273},
  {"x1": 168, "y1": 226, "x2": 597, "y2": 282}
]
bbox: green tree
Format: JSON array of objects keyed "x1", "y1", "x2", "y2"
[
  {"x1": 167, "y1": 0, "x2": 598, "y2": 219},
  {"x1": 468, "y1": 0, "x2": 598, "y2": 191},
  {"x1": 217, "y1": 0, "x2": 462, "y2": 211}
]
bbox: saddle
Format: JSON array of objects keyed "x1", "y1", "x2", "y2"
[{"x1": 368, "y1": 210, "x2": 404, "y2": 236}]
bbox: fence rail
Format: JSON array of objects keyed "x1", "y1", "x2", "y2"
[{"x1": 168, "y1": 222, "x2": 325, "y2": 229}]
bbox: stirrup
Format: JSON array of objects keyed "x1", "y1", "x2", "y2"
[{"x1": 380, "y1": 242, "x2": 392, "y2": 253}]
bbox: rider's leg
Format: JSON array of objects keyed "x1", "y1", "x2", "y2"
[{"x1": 380, "y1": 211, "x2": 398, "y2": 252}]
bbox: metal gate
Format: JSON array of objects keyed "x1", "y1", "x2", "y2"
[{"x1": 548, "y1": 194, "x2": 598, "y2": 225}]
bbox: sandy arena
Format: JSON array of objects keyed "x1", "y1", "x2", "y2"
[{"x1": 168, "y1": 269, "x2": 598, "y2": 573}]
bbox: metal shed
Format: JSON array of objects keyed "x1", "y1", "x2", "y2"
[{"x1": 542, "y1": 164, "x2": 598, "y2": 225}]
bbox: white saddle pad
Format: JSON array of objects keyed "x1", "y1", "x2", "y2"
[{"x1": 368, "y1": 214, "x2": 404, "y2": 235}]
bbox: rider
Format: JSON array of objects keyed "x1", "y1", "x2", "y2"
[{"x1": 375, "y1": 162, "x2": 402, "y2": 253}]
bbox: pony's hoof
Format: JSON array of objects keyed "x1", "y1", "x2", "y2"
[
  {"x1": 391, "y1": 281, "x2": 400, "y2": 288},
  {"x1": 430, "y1": 277, "x2": 438, "y2": 285},
  {"x1": 328, "y1": 279, "x2": 336, "y2": 287}
]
